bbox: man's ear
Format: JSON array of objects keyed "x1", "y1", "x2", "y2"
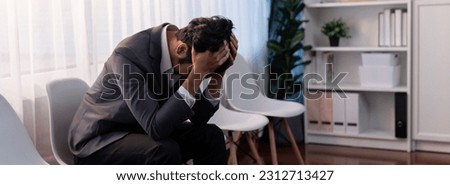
[{"x1": 175, "y1": 43, "x2": 189, "y2": 59}]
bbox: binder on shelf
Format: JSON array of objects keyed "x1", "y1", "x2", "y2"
[
  {"x1": 323, "y1": 52, "x2": 334, "y2": 84},
  {"x1": 380, "y1": 8, "x2": 408, "y2": 47},
  {"x1": 332, "y1": 92, "x2": 346, "y2": 134},
  {"x1": 320, "y1": 92, "x2": 333, "y2": 133},
  {"x1": 306, "y1": 95, "x2": 321, "y2": 131},
  {"x1": 314, "y1": 54, "x2": 326, "y2": 85},
  {"x1": 390, "y1": 10, "x2": 395, "y2": 46},
  {"x1": 383, "y1": 9, "x2": 391, "y2": 46},
  {"x1": 395, "y1": 93, "x2": 407, "y2": 138},
  {"x1": 394, "y1": 9, "x2": 402, "y2": 46},
  {"x1": 378, "y1": 12, "x2": 385, "y2": 46},
  {"x1": 401, "y1": 10, "x2": 408, "y2": 46},
  {"x1": 345, "y1": 93, "x2": 369, "y2": 134}
]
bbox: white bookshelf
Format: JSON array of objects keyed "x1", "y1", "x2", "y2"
[{"x1": 303, "y1": 0, "x2": 412, "y2": 151}]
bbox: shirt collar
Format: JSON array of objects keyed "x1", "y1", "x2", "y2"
[{"x1": 160, "y1": 24, "x2": 173, "y2": 74}]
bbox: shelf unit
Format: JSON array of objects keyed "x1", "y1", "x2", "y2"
[{"x1": 303, "y1": 0, "x2": 412, "y2": 151}]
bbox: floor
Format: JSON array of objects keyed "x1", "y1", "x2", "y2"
[
  {"x1": 236, "y1": 141, "x2": 450, "y2": 165},
  {"x1": 40, "y1": 133, "x2": 450, "y2": 165}
]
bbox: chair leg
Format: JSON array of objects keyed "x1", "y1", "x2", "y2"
[
  {"x1": 281, "y1": 118, "x2": 304, "y2": 165},
  {"x1": 252, "y1": 130, "x2": 260, "y2": 151},
  {"x1": 227, "y1": 131, "x2": 241, "y2": 165},
  {"x1": 245, "y1": 132, "x2": 264, "y2": 165},
  {"x1": 268, "y1": 122, "x2": 278, "y2": 165}
]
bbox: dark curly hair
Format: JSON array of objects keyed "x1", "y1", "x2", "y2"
[{"x1": 176, "y1": 16, "x2": 234, "y2": 54}]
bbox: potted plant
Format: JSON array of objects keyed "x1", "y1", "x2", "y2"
[
  {"x1": 266, "y1": 0, "x2": 312, "y2": 145},
  {"x1": 321, "y1": 18, "x2": 350, "y2": 46},
  {"x1": 267, "y1": 0, "x2": 312, "y2": 100}
]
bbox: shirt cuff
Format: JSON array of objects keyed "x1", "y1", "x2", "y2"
[
  {"x1": 177, "y1": 86, "x2": 196, "y2": 108},
  {"x1": 205, "y1": 90, "x2": 220, "y2": 107}
]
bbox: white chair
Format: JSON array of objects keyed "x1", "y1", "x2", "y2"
[
  {"x1": 223, "y1": 54, "x2": 306, "y2": 165},
  {"x1": 0, "y1": 94, "x2": 48, "y2": 165},
  {"x1": 46, "y1": 78, "x2": 89, "y2": 165},
  {"x1": 209, "y1": 103, "x2": 269, "y2": 165}
]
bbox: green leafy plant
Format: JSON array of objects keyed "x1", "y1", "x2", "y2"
[
  {"x1": 267, "y1": 0, "x2": 312, "y2": 100},
  {"x1": 321, "y1": 18, "x2": 351, "y2": 38}
]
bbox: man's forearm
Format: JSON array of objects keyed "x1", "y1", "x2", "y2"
[{"x1": 182, "y1": 69, "x2": 205, "y2": 96}]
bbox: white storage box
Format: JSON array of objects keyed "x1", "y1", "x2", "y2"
[
  {"x1": 359, "y1": 65, "x2": 400, "y2": 87},
  {"x1": 361, "y1": 53, "x2": 398, "y2": 66}
]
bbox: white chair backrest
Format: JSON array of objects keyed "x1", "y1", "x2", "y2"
[
  {"x1": 224, "y1": 54, "x2": 265, "y2": 110},
  {"x1": 46, "y1": 78, "x2": 89, "y2": 165},
  {"x1": 0, "y1": 95, "x2": 47, "y2": 165},
  {"x1": 223, "y1": 54, "x2": 305, "y2": 117}
]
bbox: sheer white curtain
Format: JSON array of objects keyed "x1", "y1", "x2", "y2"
[{"x1": 0, "y1": 0, "x2": 270, "y2": 162}]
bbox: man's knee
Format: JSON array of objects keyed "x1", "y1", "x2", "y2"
[{"x1": 144, "y1": 139, "x2": 182, "y2": 164}]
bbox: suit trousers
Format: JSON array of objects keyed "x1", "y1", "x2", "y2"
[{"x1": 74, "y1": 124, "x2": 227, "y2": 165}]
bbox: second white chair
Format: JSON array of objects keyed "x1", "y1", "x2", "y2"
[
  {"x1": 209, "y1": 103, "x2": 269, "y2": 165},
  {"x1": 223, "y1": 54, "x2": 306, "y2": 165}
]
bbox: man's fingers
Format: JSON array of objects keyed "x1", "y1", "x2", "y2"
[
  {"x1": 229, "y1": 55, "x2": 235, "y2": 63},
  {"x1": 230, "y1": 41, "x2": 237, "y2": 55},
  {"x1": 230, "y1": 34, "x2": 238, "y2": 49},
  {"x1": 217, "y1": 42, "x2": 230, "y2": 60},
  {"x1": 230, "y1": 34, "x2": 238, "y2": 59},
  {"x1": 231, "y1": 33, "x2": 238, "y2": 44}
]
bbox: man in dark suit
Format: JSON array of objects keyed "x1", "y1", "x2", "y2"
[{"x1": 68, "y1": 16, "x2": 238, "y2": 165}]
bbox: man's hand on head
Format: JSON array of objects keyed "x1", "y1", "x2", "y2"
[
  {"x1": 211, "y1": 34, "x2": 239, "y2": 76},
  {"x1": 191, "y1": 41, "x2": 230, "y2": 79}
]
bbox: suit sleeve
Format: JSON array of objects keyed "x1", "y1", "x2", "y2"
[
  {"x1": 190, "y1": 91, "x2": 220, "y2": 125},
  {"x1": 107, "y1": 50, "x2": 194, "y2": 140}
]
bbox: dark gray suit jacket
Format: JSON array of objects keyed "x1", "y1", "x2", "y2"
[{"x1": 69, "y1": 24, "x2": 219, "y2": 158}]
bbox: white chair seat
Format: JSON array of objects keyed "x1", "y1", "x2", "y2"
[
  {"x1": 209, "y1": 104, "x2": 268, "y2": 131},
  {"x1": 229, "y1": 96, "x2": 305, "y2": 118}
]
